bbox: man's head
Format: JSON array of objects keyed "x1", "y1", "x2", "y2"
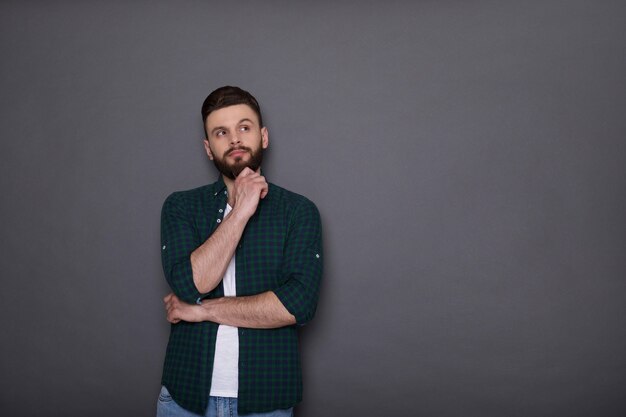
[
  {"x1": 202, "y1": 86, "x2": 263, "y2": 137},
  {"x1": 202, "y1": 86, "x2": 268, "y2": 180}
]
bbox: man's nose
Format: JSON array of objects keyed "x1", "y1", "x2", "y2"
[{"x1": 230, "y1": 132, "x2": 241, "y2": 144}]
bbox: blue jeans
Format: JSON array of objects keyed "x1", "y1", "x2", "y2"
[{"x1": 156, "y1": 386, "x2": 294, "y2": 417}]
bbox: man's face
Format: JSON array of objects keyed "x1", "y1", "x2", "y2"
[{"x1": 203, "y1": 104, "x2": 269, "y2": 180}]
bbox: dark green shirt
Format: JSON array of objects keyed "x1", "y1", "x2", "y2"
[{"x1": 160, "y1": 176, "x2": 323, "y2": 414}]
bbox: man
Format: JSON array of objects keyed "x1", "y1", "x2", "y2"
[{"x1": 157, "y1": 86, "x2": 323, "y2": 417}]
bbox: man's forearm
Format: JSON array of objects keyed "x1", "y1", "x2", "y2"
[
  {"x1": 190, "y1": 208, "x2": 249, "y2": 293},
  {"x1": 164, "y1": 291, "x2": 296, "y2": 328},
  {"x1": 200, "y1": 291, "x2": 296, "y2": 328}
]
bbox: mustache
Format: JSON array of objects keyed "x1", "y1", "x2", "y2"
[{"x1": 225, "y1": 146, "x2": 252, "y2": 156}]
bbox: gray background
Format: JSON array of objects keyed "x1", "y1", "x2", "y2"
[{"x1": 1, "y1": 1, "x2": 625, "y2": 416}]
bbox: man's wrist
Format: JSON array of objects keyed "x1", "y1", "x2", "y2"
[
  {"x1": 227, "y1": 206, "x2": 253, "y2": 224},
  {"x1": 199, "y1": 298, "x2": 217, "y2": 322}
]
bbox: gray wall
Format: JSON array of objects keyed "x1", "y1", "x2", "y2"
[{"x1": 1, "y1": 1, "x2": 625, "y2": 416}]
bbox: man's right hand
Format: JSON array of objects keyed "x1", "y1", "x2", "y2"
[{"x1": 230, "y1": 167, "x2": 268, "y2": 220}]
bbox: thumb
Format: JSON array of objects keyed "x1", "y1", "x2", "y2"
[{"x1": 237, "y1": 167, "x2": 254, "y2": 178}]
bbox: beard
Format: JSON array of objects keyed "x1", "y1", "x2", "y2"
[{"x1": 212, "y1": 144, "x2": 264, "y2": 180}]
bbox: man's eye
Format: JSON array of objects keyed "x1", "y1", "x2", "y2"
[
  {"x1": 216, "y1": 130, "x2": 226, "y2": 137},
  {"x1": 240, "y1": 126, "x2": 249, "y2": 132}
]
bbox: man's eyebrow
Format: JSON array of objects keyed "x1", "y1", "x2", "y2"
[
  {"x1": 238, "y1": 118, "x2": 256, "y2": 126},
  {"x1": 210, "y1": 125, "x2": 227, "y2": 135}
]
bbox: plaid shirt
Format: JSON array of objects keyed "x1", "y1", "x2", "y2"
[{"x1": 160, "y1": 176, "x2": 323, "y2": 414}]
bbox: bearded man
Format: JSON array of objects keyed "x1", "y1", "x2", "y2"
[{"x1": 157, "y1": 86, "x2": 323, "y2": 417}]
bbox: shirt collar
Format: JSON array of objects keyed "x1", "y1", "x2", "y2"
[{"x1": 211, "y1": 175, "x2": 227, "y2": 200}]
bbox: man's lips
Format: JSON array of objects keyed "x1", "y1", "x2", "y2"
[{"x1": 227, "y1": 148, "x2": 249, "y2": 158}]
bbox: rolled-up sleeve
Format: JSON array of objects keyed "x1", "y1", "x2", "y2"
[
  {"x1": 273, "y1": 198, "x2": 323, "y2": 325},
  {"x1": 160, "y1": 192, "x2": 206, "y2": 304}
]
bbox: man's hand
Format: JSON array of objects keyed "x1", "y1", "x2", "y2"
[
  {"x1": 230, "y1": 167, "x2": 268, "y2": 220},
  {"x1": 164, "y1": 293, "x2": 204, "y2": 324}
]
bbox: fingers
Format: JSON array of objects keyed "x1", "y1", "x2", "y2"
[
  {"x1": 164, "y1": 293, "x2": 181, "y2": 323},
  {"x1": 239, "y1": 175, "x2": 267, "y2": 190},
  {"x1": 164, "y1": 294, "x2": 178, "y2": 310},
  {"x1": 235, "y1": 172, "x2": 268, "y2": 197},
  {"x1": 235, "y1": 170, "x2": 265, "y2": 185},
  {"x1": 163, "y1": 293, "x2": 179, "y2": 305},
  {"x1": 231, "y1": 170, "x2": 268, "y2": 217},
  {"x1": 167, "y1": 310, "x2": 180, "y2": 324},
  {"x1": 167, "y1": 308, "x2": 181, "y2": 324},
  {"x1": 237, "y1": 167, "x2": 254, "y2": 177}
]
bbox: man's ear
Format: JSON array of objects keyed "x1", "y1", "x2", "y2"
[
  {"x1": 261, "y1": 127, "x2": 269, "y2": 150},
  {"x1": 203, "y1": 139, "x2": 214, "y2": 160}
]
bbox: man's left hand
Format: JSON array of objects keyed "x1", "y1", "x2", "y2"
[{"x1": 163, "y1": 293, "x2": 203, "y2": 324}]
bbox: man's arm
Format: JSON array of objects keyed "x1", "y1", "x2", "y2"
[
  {"x1": 164, "y1": 291, "x2": 296, "y2": 328},
  {"x1": 164, "y1": 196, "x2": 323, "y2": 328},
  {"x1": 190, "y1": 168, "x2": 268, "y2": 293},
  {"x1": 269, "y1": 198, "x2": 323, "y2": 325},
  {"x1": 161, "y1": 168, "x2": 268, "y2": 303},
  {"x1": 189, "y1": 207, "x2": 249, "y2": 294}
]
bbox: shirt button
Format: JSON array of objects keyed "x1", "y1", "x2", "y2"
[
  {"x1": 216, "y1": 219, "x2": 221, "y2": 223},
  {"x1": 219, "y1": 209, "x2": 223, "y2": 213}
]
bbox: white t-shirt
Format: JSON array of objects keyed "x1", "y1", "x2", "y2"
[{"x1": 209, "y1": 204, "x2": 238, "y2": 397}]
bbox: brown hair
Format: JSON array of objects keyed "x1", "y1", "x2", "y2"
[{"x1": 201, "y1": 86, "x2": 263, "y2": 137}]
